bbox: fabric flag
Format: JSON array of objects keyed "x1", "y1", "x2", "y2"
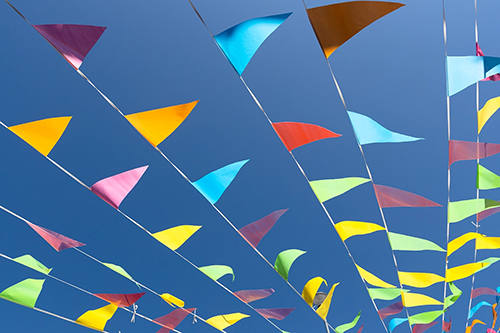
[
  {"x1": 234, "y1": 288, "x2": 274, "y2": 303},
  {"x1": 446, "y1": 262, "x2": 489, "y2": 282},
  {"x1": 401, "y1": 292, "x2": 442, "y2": 307},
  {"x1": 154, "y1": 308, "x2": 195, "y2": 332},
  {"x1": 124, "y1": 101, "x2": 198, "y2": 147},
  {"x1": 12, "y1": 255, "x2": 52, "y2": 275},
  {"x1": 239, "y1": 209, "x2": 288, "y2": 248},
  {"x1": 274, "y1": 249, "x2": 306, "y2": 281},
  {"x1": 0, "y1": 278, "x2": 45, "y2": 308},
  {"x1": 477, "y1": 236, "x2": 500, "y2": 250},
  {"x1": 398, "y1": 271, "x2": 445, "y2": 288},
  {"x1": 316, "y1": 283, "x2": 339, "y2": 320},
  {"x1": 469, "y1": 301, "x2": 492, "y2": 319},
  {"x1": 389, "y1": 318, "x2": 408, "y2": 333},
  {"x1": 472, "y1": 287, "x2": 500, "y2": 298},
  {"x1": 368, "y1": 288, "x2": 408, "y2": 301},
  {"x1": 335, "y1": 311, "x2": 361, "y2": 333},
  {"x1": 191, "y1": 160, "x2": 249, "y2": 204},
  {"x1": 479, "y1": 206, "x2": 500, "y2": 221},
  {"x1": 356, "y1": 264, "x2": 395, "y2": 288},
  {"x1": 306, "y1": 1, "x2": 404, "y2": 58},
  {"x1": 478, "y1": 96, "x2": 500, "y2": 134},
  {"x1": 335, "y1": 221, "x2": 385, "y2": 241},
  {"x1": 449, "y1": 140, "x2": 500, "y2": 165},
  {"x1": 476, "y1": 257, "x2": 500, "y2": 274},
  {"x1": 448, "y1": 232, "x2": 482, "y2": 256},
  {"x1": 90, "y1": 166, "x2": 148, "y2": 209},
  {"x1": 33, "y1": 24, "x2": 106, "y2": 69},
  {"x1": 310, "y1": 177, "x2": 370, "y2": 203},
  {"x1": 444, "y1": 282, "x2": 462, "y2": 309},
  {"x1": 347, "y1": 111, "x2": 423, "y2": 145},
  {"x1": 152, "y1": 225, "x2": 201, "y2": 250},
  {"x1": 449, "y1": 199, "x2": 500, "y2": 223},
  {"x1": 272, "y1": 122, "x2": 341, "y2": 151},
  {"x1": 446, "y1": 56, "x2": 500, "y2": 96},
  {"x1": 160, "y1": 293, "x2": 185, "y2": 308},
  {"x1": 478, "y1": 164, "x2": 500, "y2": 190},
  {"x1": 465, "y1": 319, "x2": 486, "y2": 333},
  {"x1": 8, "y1": 117, "x2": 72, "y2": 156},
  {"x1": 373, "y1": 184, "x2": 440, "y2": 208},
  {"x1": 93, "y1": 293, "x2": 145, "y2": 307},
  {"x1": 388, "y1": 232, "x2": 445, "y2": 252},
  {"x1": 357, "y1": 324, "x2": 364, "y2": 333},
  {"x1": 255, "y1": 308, "x2": 295, "y2": 320},
  {"x1": 302, "y1": 277, "x2": 327, "y2": 306},
  {"x1": 206, "y1": 313, "x2": 250, "y2": 330},
  {"x1": 214, "y1": 13, "x2": 291, "y2": 75},
  {"x1": 199, "y1": 265, "x2": 234, "y2": 281},
  {"x1": 76, "y1": 303, "x2": 118, "y2": 331},
  {"x1": 477, "y1": 43, "x2": 500, "y2": 81},
  {"x1": 378, "y1": 301, "x2": 404, "y2": 319},
  {"x1": 408, "y1": 310, "x2": 443, "y2": 326},
  {"x1": 102, "y1": 262, "x2": 135, "y2": 282},
  {"x1": 412, "y1": 321, "x2": 437, "y2": 333},
  {"x1": 25, "y1": 221, "x2": 85, "y2": 251},
  {"x1": 442, "y1": 316, "x2": 452, "y2": 332},
  {"x1": 493, "y1": 303, "x2": 498, "y2": 329}
]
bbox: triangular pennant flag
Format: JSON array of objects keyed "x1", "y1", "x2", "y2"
[
  {"x1": 408, "y1": 310, "x2": 443, "y2": 326},
  {"x1": 335, "y1": 311, "x2": 361, "y2": 333},
  {"x1": 310, "y1": 177, "x2": 370, "y2": 202},
  {"x1": 476, "y1": 257, "x2": 500, "y2": 273},
  {"x1": 442, "y1": 316, "x2": 452, "y2": 332},
  {"x1": 444, "y1": 282, "x2": 462, "y2": 309},
  {"x1": 33, "y1": 24, "x2": 106, "y2": 69},
  {"x1": 272, "y1": 122, "x2": 341, "y2": 151},
  {"x1": 356, "y1": 264, "x2": 395, "y2": 288},
  {"x1": 76, "y1": 303, "x2": 118, "y2": 331},
  {"x1": 388, "y1": 232, "x2": 445, "y2": 252},
  {"x1": 478, "y1": 96, "x2": 500, "y2": 134},
  {"x1": 448, "y1": 198, "x2": 500, "y2": 223},
  {"x1": 274, "y1": 249, "x2": 306, "y2": 281},
  {"x1": 12, "y1": 254, "x2": 52, "y2": 275},
  {"x1": 152, "y1": 225, "x2": 202, "y2": 250},
  {"x1": 357, "y1": 324, "x2": 364, "y2": 333},
  {"x1": 316, "y1": 283, "x2": 339, "y2": 320},
  {"x1": 476, "y1": 44, "x2": 500, "y2": 80},
  {"x1": 398, "y1": 271, "x2": 445, "y2": 288},
  {"x1": 465, "y1": 319, "x2": 486, "y2": 333},
  {"x1": 449, "y1": 140, "x2": 500, "y2": 165},
  {"x1": 472, "y1": 287, "x2": 500, "y2": 298},
  {"x1": 468, "y1": 301, "x2": 492, "y2": 319},
  {"x1": 8, "y1": 117, "x2": 72, "y2": 156},
  {"x1": 206, "y1": 313, "x2": 250, "y2": 330},
  {"x1": 478, "y1": 206, "x2": 500, "y2": 221},
  {"x1": 160, "y1": 293, "x2": 185, "y2": 308},
  {"x1": 255, "y1": 308, "x2": 295, "y2": 320},
  {"x1": 234, "y1": 289, "x2": 274, "y2": 303},
  {"x1": 239, "y1": 209, "x2": 288, "y2": 248},
  {"x1": 446, "y1": 262, "x2": 489, "y2": 282},
  {"x1": 102, "y1": 262, "x2": 135, "y2": 282},
  {"x1": 214, "y1": 13, "x2": 291, "y2": 75},
  {"x1": 0, "y1": 278, "x2": 45, "y2": 308},
  {"x1": 90, "y1": 166, "x2": 148, "y2": 209},
  {"x1": 412, "y1": 321, "x2": 437, "y2": 333},
  {"x1": 378, "y1": 301, "x2": 404, "y2": 319},
  {"x1": 448, "y1": 232, "x2": 481, "y2": 256},
  {"x1": 373, "y1": 184, "x2": 441, "y2": 208},
  {"x1": 446, "y1": 56, "x2": 500, "y2": 96},
  {"x1": 191, "y1": 160, "x2": 249, "y2": 204},
  {"x1": 93, "y1": 293, "x2": 145, "y2": 307},
  {"x1": 306, "y1": 1, "x2": 404, "y2": 58},
  {"x1": 347, "y1": 111, "x2": 423, "y2": 145},
  {"x1": 493, "y1": 303, "x2": 498, "y2": 329},
  {"x1": 335, "y1": 221, "x2": 385, "y2": 242},
  {"x1": 25, "y1": 221, "x2": 85, "y2": 251},
  {"x1": 302, "y1": 277, "x2": 327, "y2": 306},
  {"x1": 401, "y1": 292, "x2": 442, "y2": 307},
  {"x1": 153, "y1": 308, "x2": 195, "y2": 331},
  {"x1": 389, "y1": 318, "x2": 408, "y2": 333},
  {"x1": 476, "y1": 235, "x2": 500, "y2": 250},
  {"x1": 478, "y1": 164, "x2": 500, "y2": 189},
  {"x1": 199, "y1": 265, "x2": 234, "y2": 282},
  {"x1": 124, "y1": 101, "x2": 198, "y2": 147},
  {"x1": 369, "y1": 288, "x2": 408, "y2": 301}
]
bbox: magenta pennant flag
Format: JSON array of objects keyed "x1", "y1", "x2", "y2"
[
  {"x1": 378, "y1": 301, "x2": 403, "y2": 320},
  {"x1": 477, "y1": 43, "x2": 500, "y2": 81},
  {"x1": 255, "y1": 308, "x2": 295, "y2": 320},
  {"x1": 357, "y1": 324, "x2": 364, "y2": 333},
  {"x1": 233, "y1": 288, "x2": 275, "y2": 303},
  {"x1": 239, "y1": 209, "x2": 288, "y2": 248},
  {"x1": 449, "y1": 140, "x2": 500, "y2": 165},
  {"x1": 26, "y1": 221, "x2": 85, "y2": 251},
  {"x1": 412, "y1": 321, "x2": 437, "y2": 333},
  {"x1": 33, "y1": 24, "x2": 106, "y2": 69},
  {"x1": 154, "y1": 308, "x2": 195, "y2": 332},
  {"x1": 478, "y1": 206, "x2": 500, "y2": 221},
  {"x1": 373, "y1": 184, "x2": 441, "y2": 208},
  {"x1": 472, "y1": 287, "x2": 500, "y2": 298},
  {"x1": 93, "y1": 292, "x2": 146, "y2": 307},
  {"x1": 90, "y1": 166, "x2": 148, "y2": 209}
]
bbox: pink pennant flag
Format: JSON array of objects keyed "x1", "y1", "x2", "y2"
[
  {"x1": 442, "y1": 317, "x2": 452, "y2": 332},
  {"x1": 449, "y1": 140, "x2": 500, "y2": 166},
  {"x1": 239, "y1": 209, "x2": 288, "y2": 248},
  {"x1": 373, "y1": 184, "x2": 441, "y2": 208},
  {"x1": 478, "y1": 207, "x2": 500, "y2": 221},
  {"x1": 378, "y1": 301, "x2": 403, "y2": 320},
  {"x1": 272, "y1": 122, "x2": 341, "y2": 151},
  {"x1": 233, "y1": 288, "x2": 275, "y2": 303},
  {"x1": 90, "y1": 166, "x2": 148, "y2": 209},
  {"x1": 357, "y1": 324, "x2": 364, "y2": 333},
  {"x1": 412, "y1": 321, "x2": 437, "y2": 333},
  {"x1": 477, "y1": 43, "x2": 500, "y2": 81},
  {"x1": 93, "y1": 293, "x2": 145, "y2": 307},
  {"x1": 255, "y1": 308, "x2": 295, "y2": 320},
  {"x1": 25, "y1": 221, "x2": 85, "y2": 251},
  {"x1": 487, "y1": 329, "x2": 497, "y2": 333},
  {"x1": 154, "y1": 308, "x2": 195, "y2": 333},
  {"x1": 472, "y1": 287, "x2": 500, "y2": 298},
  {"x1": 33, "y1": 24, "x2": 106, "y2": 69}
]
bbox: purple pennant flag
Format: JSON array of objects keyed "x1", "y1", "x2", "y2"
[
  {"x1": 255, "y1": 308, "x2": 295, "y2": 320},
  {"x1": 378, "y1": 301, "x2": 403, "y2": 320},
  {"x1": 472, "y1": 287, "x2": 500, "y2": 298},
  {"x1": 154, "y1": 308, "x2": 195, "y2": 333},
  {"x1": 412, "y1": 321, "x2": 437, "y2": 333},
  {"x1": 233, "y1": 289, "x2": 275, "y2": 303},
  {"x1": 239, "y1": 209, "x2": 288, "y2": 247}
]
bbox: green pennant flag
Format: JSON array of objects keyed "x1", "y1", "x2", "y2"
[
  {"x1": 448, "y1": 199, "x2": 500, "y2": 223},
  {"x1": 12, "y1": 255, "x2": 52, "y2": 275},
  {"x1": 309, "y1": 178, "x2": 370, "y2": 203},
  {"x1": 477, "y1": 164, "x2": 500, "y2": 189},
  {"x1": 274, "y1": 249, "x2": 306, "y2": 281},
  {"x1": 335, "y1": 311, "x2": 361, "y2": 333},
  {"x1": 368, "y1": 288, "x2": 408, "y2": 300},
  {"x1": 444, "y1": 282, "x2": 462, "y2": 309},
  {"x1": 199, "y1": 265, "x2": 235, "y2": 281},
  {"x1": 476, "y1": 257, "x2": 500, "y2": 273},
  {"x1": 388, "y1": 232, "x2": 445, "y2": 252},
  {"x1": 0, "y1": 279, "x2": 45, "y2": 308}
]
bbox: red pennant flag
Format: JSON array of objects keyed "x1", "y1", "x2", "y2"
[
  {"x1": 93, "y1": 293, "x2": 145, "y2": 307},
  {"x1": 33, "y1": 24, "x2": 106, "y2": 69},
  {"x1": 154, "y1": 308, "x2": 195, "y2": 332},
  {"x1": 442, "y1": 316, "x2": 452, "y2": 332},
  {"x1": 272, "y1": 122, "x2": 340, "y2": 151},
  {"x1": 449, "y1": 140, "x2": 500, "y2": 166},
  {"x1": 472, "y1": 287, "x2": 500, "y2": 298},
  {"x1": 357, "y1": 324, "x2": 364, "y2": 333},
  {"x1": 255, "y1": 308, "x2": 295, "y2": 320},
  {"x1": 233, "y1": 288, "x2": 275, "y2": 303},
  {"x1": 26, "y1": 221, "x2": 85, "y2": 251},
  {"x1": 478, "y1": 207, "x2": 500, "y2": 221},
  {"x1": 412, "y1": 321, "x2": 437, "y2": 333},
  {"x1": 378, "y1": 301, "x2": 403, "y2": 320},
  {"x1": 239, "y1": 209, "x2": 288, "y2": 248},
  {"x1": 373, "y1": 184, "x2": 441, "y2": 208}
]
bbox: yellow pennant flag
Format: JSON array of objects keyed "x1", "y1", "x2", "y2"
[
  {"x1": 152, "y1": 225, "x2": 202, "y2": 250},
  {"x1": 8, "y1": 116, "x2": 72, "y2": 156},
  {"x1": 448, "y1": 232, "x2": 482, "y2": 257},
  {"x1": 478, "y1": 96, "x2": 500, "y2": 134},
  {"x1": 446, "y1": 262, "x2": 489, "y2": 282},
  {"x1": 401, "y1": 292, "x2": 443, "y2": 307},
  {"x1": 76, "y1": 303, "x2": 118, "y2": 331},
  {"x1": 206, "y1": 313, "x2": 250, "y2": 331},
  {"x1": 302, "y1": 277, "x2": 327, "y2": 307},
  {"x1": 398, "y1": 271, "x2": 445, "y2": 288},
  {"x1": 356, "y1": 264, "x2": 395, "y2": 288},
  {"x1": 316, "y1": 282, "x2": 340, "y2": 320},
  {"x1": 476, "y1": 235, "x2": 500, "y2": 250},
  {"x1": 125, "y1": 100, "x2": 198, "y2": 147},
  {"x1": 161, "y1": 293, "x2": 185, "y2": 307},
  {"x1": 334, "y1": 221, "x2": 385, "y2": 241}
]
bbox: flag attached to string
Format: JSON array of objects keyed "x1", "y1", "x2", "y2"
[
  {"x1": 255, "y1": 308, "x2": 295, "y2": 320},
  {"x1": 310, "y1": 177, "x2": 370, "y2": 202},
  {"x1": 25, "y1": 221, "x2": 85, "y2": 251},
  {"x1": 316, "y1": 283, "x2": 339, "y2": 320},
  {"x1": 153, "y1": 308, "x2": 195, "y2": 333},
  {"x1": 448, "y1": 198, "x2": 500, "y2": 223},
  {"x1": 272, "y1": 122, "x2": 340, "y2": 151},
  {"x1": 234, "y1": 288, "x2": 275, "y2": 303},
  {"x1": 152, "y1": 225, "x2": 202, "y2": 250},
  {"x1": 373, "y1": 184, "x2": 440, "y2": 208},
  {"x1": 199, "y1": 265, "x2": 234, "y2": 282},
  {"x1": 93, "y1": 293, "x2": 146, "y2": 307},
  {"x1": 274, "y1": 249, "x2": 306, "y2": 281},
  {"x1": 206, "y1": 313, "x2": 250, "y2": 330},
  {"x1": 334, "y1": 221, "x2": 385, "y2": 241},
  {"x1": 446, "y1": 56, "x2": 500, "y2": 96},
  {"x1": 476, "y1": 43, "x2": 500, "y2": 81},
  {"x1": 12, "y1": 255, "x2": 52, "y2": 275},
  {"x1": 378, "y1": 301, "x2": 403, "y2": 319},
  {"x1": 449, "y1": 140, "x2": 500, "y2": 165},
  {"x1": 76, "y1": 303, "x2": 118, "y2": 331},
  {"x1": 239, "y1": 209, "x2": 288, "y2": 248},
  {"x1": 302, "y1": 277, "x2": 327, "y2": 306},
  {"x1": 0, "y1": 278, "x2": 45, "y2": 308},
  {"x1": 478, "y1": 96, "x2": 500, "y2": 134}
]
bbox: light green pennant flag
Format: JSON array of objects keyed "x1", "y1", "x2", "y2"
[
  {"x1": 309, "y1": 178, "x2": 370, "y2": 203},
  {"x1": 199, "y1": 265, "x2": 235, "y2": 281},
  {"x1": 102, "y1": 262, "x2": 140, "y2": 289},
  {"x1": 388, "y1": 232, "x2": 445, "y2": 252},
  {"x1": 368, "y1": 288, "x2": 408, "y2": 300},
  {"x1": 476, "y1": 257, "x2": 500, "y2": 273},
  {"x1": 408, "y1": 310, "x2": 444, "y2": 325},
  {"x1": 12, "y1": 255, "x2": 52, "y2": 275},
  {"x1": 444, "y1": 282, "x2": 462, "y2": 309},
  {"x1": 335, "y1": 311, "x2": 361, "y2": 333},
  {"x1": 477, "y1": 164, "x2": 500, "y2": 189},
  {"x1": 448, "y1": 199, "x2": 500, "y2": 223},
  {"x1": 0, "y1": 278, "x2": 45, "y2": 308},
  {"x1": 274, "y1": 249, "x2": 306, "y2": 281}
]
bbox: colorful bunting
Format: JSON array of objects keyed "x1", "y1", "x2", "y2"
[
  {"x1": 472, "y1": 287, "x2": 500, "y2": 298},
  {"x1": 191, "y1": 160, "x2": 249, "y2": 204},
  {"x1": 0, "y1": 278, "x2": 44, "y2": 308},
  {"x1": 102, "y1": 262, "x2": 135, "y2": 282},
  {"x1": 408, "y1": 310, "x2": 443, "y2": 325},
  {"x1": 25, "y1": 221, "x2": 85, "y2": 251},
  {"x1": 478, "y1": 164, "x2": 500, "y2": 190},
  {"x1": 448, "y1": 199, "x2": 500, "y2": 223},
  {"x1": 478, "y1": 96, "x2": 500, "y2": 134},
  {"x1": 444, "y1": 282, "x2": 462, "y2": 309},
  {"x1": 302, "y1": 277, "x2": 327, "y2": 306},
  {"x1": 465, "y1": 319, "x2": 486, "y2": 333},
  {"x1": 206, "y1": 313, "x2": 250, "y2": 330},
  {"x1": 310, "y1": 177, "x2": 370, "y2": 203},
  {"x1": 401, "y1": 292, "x2": 442, "y2": 307},
  {"x1": 239, "y1": 209, "x2": 288, "y2": 248},
  {"x1": 468, "y1": 301, "x2": 492, "y2": 319},
  {"x1": 154, "y1": 308, "x2": 195, "y2": 332},
  {"x1": 449, "y1": 140, "x2": 500, "y2": 165},
  {"x1": 124, "y1": 101, "x2": 198, "y2": 147},
  {"x1": 373, "y1": 184, "x2": 440, "y2": 208},
  {"x1": 12, "y1": 255, "x2": 52, "y2": 275},
  {"x1": 199, "y1": 265, "x2": 234, "y2": 281},
  {"x1": 152, "y1": 225, "x2": 202, "y2": 250},
  {"x1": 398, "y1": 271, "x2": 444, "y2": 288},
  {"x1": 335, "y1": 311, "x2": 361, "y2": 333},
  {"x1": 214, "y1": 13, "x2": 291, "y2": 75},
  {"x1": 272, "y1": 122, "x2": 341, "y2": 151},
  {"x1": 388, "y1": 232, "x2": 445, "y2": 252},
  {"x1": 446, "y1": 262, "x2": 489, "y2": 282},
  {"x1": 255, "y1": 308, "x2": 295, "y2": 320},
  {"x1": 368, "y1": 288, "x2": 408, "y2": 301},
  {"x1": 378, "y1": 301, "x2": 404, "y2": 319},
  {"x1": 412, "y1": 321, "x2": 437, "y2": 333},
  {"x1": 446, "y1": 56, "x2": 500, "y2": 96},
  {"x1": 356, "y1": 264, "x2": 395, "y2": 288},
  {"x1": 76, "y1": 303, "x2": 118, "y2": 331},
  {"x1": 335, "y1": 221, "x2": 385, "y2": 241},
  {"x1": 8, "y1": 117, "x2": 72, "y2": 156},
  {"x1": 160, "y1": 293, "x2": 185, "y2": 308},
  {"x1": 448, "y1": 232, "x2": 481, "y2": 256},
  {"x1": 93, "y1": 293, "x2": 145, "y2": 307},
  {"x1": 274, "y1": 249, "x2": 306, "y2": 281},
  {"x1": 234, "y1": 288, "x2": 274, "y2": 303},
  {"x1": 316, "y1": 283, "x2": 339, "y2": 320}
]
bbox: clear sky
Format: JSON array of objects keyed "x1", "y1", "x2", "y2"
[{"x1": 1, "y1": 0, "x2": 500, "y2": 333}]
